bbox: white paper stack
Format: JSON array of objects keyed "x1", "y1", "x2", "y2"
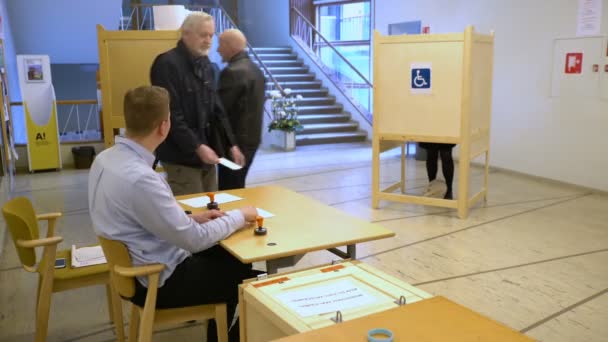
[
  {"x1": 256, "y1": 208, "x2": 275, "y2": 218},
  {"x1": 178, "y1": 193, "x2": 243, "y2": 208},
  {"x1": 71, "y1": 245, "x2": 107, "y2": 268}
]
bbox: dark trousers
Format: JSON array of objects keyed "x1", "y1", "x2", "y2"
[
  {"x1": 218, "y1": 146, "x2": 258, "y2": 190},
  {"x1": 131, "y1": 245, "x2": 260, "y2": 342},
  {"x1": 419, "y1": 143, "x2": 455, "y2": 195}
]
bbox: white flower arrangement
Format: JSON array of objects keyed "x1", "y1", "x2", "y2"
[{"x1": 268, "y1": 88, "x2": 303, "y2": 133}]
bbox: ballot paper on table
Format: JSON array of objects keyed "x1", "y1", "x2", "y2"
[
  {"x1": 256, "y1": 208, "x2": 275, "y2": 218},
  {"x1": 71, "y1": 245, "x2": 107, "y2": 268},
  {"x1": 219, "y1": 157, "x2": 243, "y2": 170},
  {"x1": 275, "y1": 280, "x2": 376, "y2": 317},
  {"x1": 178, "y1": 193, "x2": 243, "y2": 208}
]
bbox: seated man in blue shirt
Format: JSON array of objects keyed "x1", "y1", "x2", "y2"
[{"x1": 89, "y1": 85, "x2": 258, "y2": 342}]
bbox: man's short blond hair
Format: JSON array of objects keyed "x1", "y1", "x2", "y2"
[
  {"x1": 181, "y1": 11, "x2": 214, "y2": 34},
  {"x1": 123, "y1": 86, "x2": 169, "y2": 137}
]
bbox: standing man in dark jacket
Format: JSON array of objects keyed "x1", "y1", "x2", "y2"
[
  {"x1": 151, "y1": 12, "x2": 245, "y2": 195},
  {"x1": 217, "y1": 29, "x2": 266, "y2": 190}
]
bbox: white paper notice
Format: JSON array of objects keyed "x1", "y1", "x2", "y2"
[
  {"x1": 219, "y1": 157, "x2": 243, "y2": 170},
  {"x1": 178, "y1": 193, "x2": 243, "y2": 208},
  {"x1": 577, "y1": 0, "x2": 603, "y2": 36},
  {"x1": 256, "y1": 208, "x2": 275, "y2": 218},
  {"x1": 275, "y1": 280, "x2": 376, "y2": 317}
]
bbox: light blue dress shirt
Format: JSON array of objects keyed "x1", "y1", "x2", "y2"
[{"x1": 88, "y1": 136, "x2": 245, "y2": 287}]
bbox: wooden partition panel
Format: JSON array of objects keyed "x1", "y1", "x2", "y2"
[
  {"x1": 469, "y1": 33, "x2": 494, "y2": 158},
  {"x1": 374, "y1": 35, "x2": 465, "y2": 141},
  {"x1": 97, "y1": 25, "x2": 179, "y2": 147}
]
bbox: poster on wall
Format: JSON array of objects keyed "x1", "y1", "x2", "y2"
[
  {"x1": 577, "y1": 0, "x2": 603, "y2": 36},
  {"x1": 25, "y1": 58, "x2": 44, "y2": 82}
]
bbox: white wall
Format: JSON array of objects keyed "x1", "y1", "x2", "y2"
[
  {"x1": 1, "y1": 0, "x2": 18, "y2": 102},
  {"x1": 6, "y1": 0, "x2": 122, "y2": 64},
  {"x1": 0, "y1": 0, "x2": 17, "y2": 256},
  {"x1": 238, "y1": 0, "x2": 290, "y2": 46},
  {"x1": 376, "y1": 0, "x2": 608, "y2": 191}
]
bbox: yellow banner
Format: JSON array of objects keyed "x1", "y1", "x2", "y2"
[{"x1": 25, "y1": 102, "x2": 61, "y2": 171}]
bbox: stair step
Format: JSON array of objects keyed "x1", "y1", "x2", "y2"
[
  {"x1": 298, "y1": 113, "x2": 351, "y2": 124},
  {"x1": 250, "y1": 47, "x2": 292, "y2": 54},
  {"x1": 287, "y1": 88, "x2": 329, "y2": 97},
  {"x1": 298, "y1": 104, "x2": 343, "y2": 114},
  {"x1": 265, "y1": 88, "x2": 329, "y2": 98},
  {"x1": 300, "y1": 122, "x2": 359, "y2": 134},
  {"x1": 270, "y1": 73, "x2": 315, "y2": 82},
  {"x1": 254, "y1": 60, "x2": 303, "y2": 68},
  {"x1": 266, "y1": 66, "x2": 309, "y2": 75},
  {"x1": 254, "y1": 53, "x2": 298, "y2": 61},
  {"x1": 294, "y1": 96, "x2": 336, "y2": 106},
  {"x1": 277, "y1": 81, "x2": 322, "y2": 89},
  {"x1": 252, "y1": 46, "x2": 368, "y2": 147},
  {"x1": 296, "y1": 131, "x2": 367, "y2": 145}
]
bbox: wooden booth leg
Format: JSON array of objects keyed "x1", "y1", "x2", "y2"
[
  {"x1": 457, "y1": 158, "x2": 471, "y2": 219},
  {"x1": 371, "y1": 139, "x2": 381, "y2": 209},
  {"x1": 483, "y1": 150, "x2": 490, "y2": 204},
  {"x1": 400, "y1": 144, "x2": 406, "y2": 194}
]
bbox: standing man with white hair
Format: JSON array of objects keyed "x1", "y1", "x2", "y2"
[
  {"x1": 217, "y1": 29, "x2": 266, "y2": 190},
  {"x1": 151, "y1": 12, "x2": 245, "y2": 195}
]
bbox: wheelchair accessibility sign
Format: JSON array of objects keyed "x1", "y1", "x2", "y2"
[{"x1": 410, "y1": 63, "x2": 432, "y2": 94}]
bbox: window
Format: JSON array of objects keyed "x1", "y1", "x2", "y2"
[{"x1": 316, "y1": 1, "x2": 371, "y2": 111}]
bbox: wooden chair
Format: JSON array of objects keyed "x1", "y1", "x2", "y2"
[
  {"x1": 1, "y1": 196, "x2": 124, "y2": 342},
  {"x1": 98, "y1": 236, "x2": 229, "y2": 342}
]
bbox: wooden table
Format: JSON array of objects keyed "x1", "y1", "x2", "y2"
[
  {"x1": 177, "y1": 185, "x2": 395, "y2": 273},
  {"x1": 273, "y1": 296, "x2": 534, "y2": 342}
]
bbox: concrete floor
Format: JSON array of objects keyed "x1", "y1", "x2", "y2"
[{"x1": 1, "y1": 142, "x2": 606, "y2": 341}]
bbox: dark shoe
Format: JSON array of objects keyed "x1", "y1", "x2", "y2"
[{"x1": 444, "y1": 191, "x2": 453, "y2": 200}]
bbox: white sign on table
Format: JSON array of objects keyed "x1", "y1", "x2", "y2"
[
  {"x1": 275, "y1": 280, "x2": 376, "y2": 317},
  {"x1": 178, "y1": 193, "x2": 243, "y2": 208},
  {"x1": 256, "y1": 208, "x2": 275, "y2": 218}
]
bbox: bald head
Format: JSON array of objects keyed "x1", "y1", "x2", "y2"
[{"x1": 218, "y1": 29, "x2": 247, "y2": 62}]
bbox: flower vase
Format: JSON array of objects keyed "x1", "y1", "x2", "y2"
[{"x1": 270, "y1": 130, "x2": 296, "y2": 151}]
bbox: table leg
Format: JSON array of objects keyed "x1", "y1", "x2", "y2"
[
  {"x1": 265, "y1": 254, "x2": 304, "y2": 274},
  {"x1": 328, "y1": 244, "x2": 357, "y2": 260},
  {"x1": 347, "y1": 244, "x2": 357, "y2": 259}
]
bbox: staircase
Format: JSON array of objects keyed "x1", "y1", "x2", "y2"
[{"x1": 249, "y1": 47, "x2": 367, "y2": 146}]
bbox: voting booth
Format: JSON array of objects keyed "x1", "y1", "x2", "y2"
[
  {"x1": 97, "y1": 25, "x2": 179, "y2": 147},
  {"x1": 238, "y1": 261, "x2": 432, "y2": 342},
  {"x1": 371, "y1": 26, "x2": 495, "y2": 219}
]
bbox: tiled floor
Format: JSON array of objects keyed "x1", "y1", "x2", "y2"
[{"x1": 0, "y1": 142, "x2": 606, "y2": 341}]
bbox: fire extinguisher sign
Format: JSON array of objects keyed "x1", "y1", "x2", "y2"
[{"x1": 565, "y1": 53, "x2": 583, "y2": 74}]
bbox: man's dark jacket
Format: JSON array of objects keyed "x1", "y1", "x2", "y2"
[
  {"x1": 218, "y1": 51, "x2": 266, "y2": 149},
  {"x1": 151, "y1": 40, "x2": 237, "y2": 168}
]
